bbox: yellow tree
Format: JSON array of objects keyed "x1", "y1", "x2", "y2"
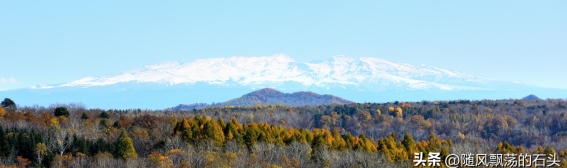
[
  {"x1": 35, "y1": 142, "x2": 47, "y2": 163},
  {"x1": 395, "y1": 107, "x2": 403, "y2": 118},
  {"x1": 148, "y1": 151, "x2": 173, "y2": 168},
  {"x1": 331, "y1": 128, "x2": 347, "y2": 150},
  {"x1": 0, "y1": 107, "x2": 5, "y2": 118}
]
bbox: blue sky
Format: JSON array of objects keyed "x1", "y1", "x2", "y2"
[{"x1": 1, "y1": 1, "x2": 566, "y2": 90}]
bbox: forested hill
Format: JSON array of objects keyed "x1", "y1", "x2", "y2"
[
  {"x1": 217, "y1": 88, "x2": 354, "y2": 107},
  {"x1": 171, "y1": 88, "x2": 353, "y2": 110}
]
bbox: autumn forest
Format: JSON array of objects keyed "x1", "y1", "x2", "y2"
[{"x1": 1, "y1": 97, "x2": 567, "y2": 167}]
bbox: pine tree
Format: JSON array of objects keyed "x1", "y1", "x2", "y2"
[
  {"x1": 225, "y1": 121, "x2": 243, "y2": 144},
  {"x1": 401, "y1": 133, "x2": 416, "y2": 154},
  {"x1": 331, "y1": 128, "x2": 346, "y2": 150},
  {"x1": 81, "y1": 112, "x2": 88, "y2": 120},
  {"x1": 114, "y1": 130, "x2": 137, "y2": 160},
  {"x1": 427, "y1": 133, "x2": 441, "y2": 152},
  {"x1": 244, "y1": 124, "x2": 260, "y2": 147},
  {"x1": 218, "y1": 117, "x2": 226, "y2": 130},
  {"x1": 100, "y1": 111, "x2": 110, "y2": 119},
  {"x1": 203, "y1": 120, "x2": 225, "y2": 146},
  {"x1": 1, "y1": 98, "x2": 16, "y2": 111},
  {"x1": 173, "y1": 118, "x2": 194, "y2": 143},
  {"x1": 544, "y1": 146, "x2": 557, "y2": 155},
  {"x1": 54, "y1": 107, "x2": 70, "y2": 117},
  {"x1": 380, "y1": 143, "x2": 393, "y2": 162},
  {"x1": 343, "y1": 133, "x2": 355, "y2": 150},
  {"x1": 90, "y1": 138, "x2": 109, "y2": 155}
]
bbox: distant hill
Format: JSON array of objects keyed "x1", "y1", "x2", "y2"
[
  {"x1": 170, "y1": 103, "x2": 209, "y2": 111},
  {"x1": 216, "y1": 88, "x2": 354, "y2": 107},
  {"x1": 522, "y1": 94, "x2": 542, "y2": 101},
  {"x1": 170, "y1": 88, "x2": 354, "y2": 110}
]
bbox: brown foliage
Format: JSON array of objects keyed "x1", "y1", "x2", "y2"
[
  {"x1": 16, "y1": 156, "x2": 31, "y2": 168},
  {"x1": 133, "y1": 115, "x2": 161, "y2": 130}
]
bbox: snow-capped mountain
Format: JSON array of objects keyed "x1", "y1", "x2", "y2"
[
  {"x1": 35, "y1": 54, "x2": 512, "y2": 91},
  {"x1": 4, "y1": 54, "x2": 561, "y2": 109}
]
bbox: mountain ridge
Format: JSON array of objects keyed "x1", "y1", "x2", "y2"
[
  {"x1": 3, "y1": 55, "x2": 565, "y2": 109},
  {"x1": 30, "y1": 54, "x2": 520, "y2": 91}
]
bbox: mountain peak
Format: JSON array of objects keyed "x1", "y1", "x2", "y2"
[
  {"x1": 247, "y1": 88, "x2": 285, "y2": 96},
  {"x1": 522, "y1": 94, "x2": 542, "y2": 100}
]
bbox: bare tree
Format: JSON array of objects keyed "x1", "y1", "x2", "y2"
[{"x1": 49, "y1": 128, "x2": 71, "y2": 156}]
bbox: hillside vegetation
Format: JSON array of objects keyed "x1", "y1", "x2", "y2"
[
  {"x1": 171, "y1": 88, "x2": 354, "y2": 111},
  {"x1": 1, "y1": 97, "x2": 567, "y2": 167}
]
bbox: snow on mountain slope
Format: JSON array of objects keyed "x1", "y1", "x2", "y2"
[{"x1": 39, "y1": 54, "x2": 511, "y2": 91}]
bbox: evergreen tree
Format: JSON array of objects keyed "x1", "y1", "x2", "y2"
[
  {"x1": 244, "y1": 124, "x2": 260, "y2": 147},
  {"x1": 427, "y1": 133, "x2": 441, "y2": 152},
  {"x1": 81, "y1": 112, "x2": 88, "y2": 120},
  {"x1": 331, "y1": 128, "x2": 346, "y2": 150},
  {"x1": 218, "y1": 117, "x2": 226, "y2": 130},
  {"x1": 114, "y1": 130, "x2": 137, "y2": 160},
  {"x1": 1, "y1": 98, "x2": 16, "y2": 111},
  {"x1": 544, "y1": 146, "x2": 557, "y2": 155},
  {"x1": 91, "y1": 138, "x2": 109, "y2": 155},
  {"x1": 100, "y1": 111, "x2": 110, "y2": 119},
  {"x1": 401, "y1": 133, "x2": 416, "y2": 152},
  {"x1": 203, "y1": 120, "x2": 225, "y2": 146},
  {"x1": 71, "y1": 135, "x2": 90, "y2": 156},
  {"x1": 54, "y1": 107, "x2": 70, "y2": 117}
]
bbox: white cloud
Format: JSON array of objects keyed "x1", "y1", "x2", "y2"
[{"x1": 0, "y1": 77, "x2": 18, "y2": 84}]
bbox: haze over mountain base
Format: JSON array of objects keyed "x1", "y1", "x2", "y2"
[{"x1": 2, "y1": 82, "x2": 565, "y2": 109}]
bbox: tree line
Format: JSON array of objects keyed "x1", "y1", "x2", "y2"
[{"x1": 1, "y1": 98, "x2": 567, "y2": 167}]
